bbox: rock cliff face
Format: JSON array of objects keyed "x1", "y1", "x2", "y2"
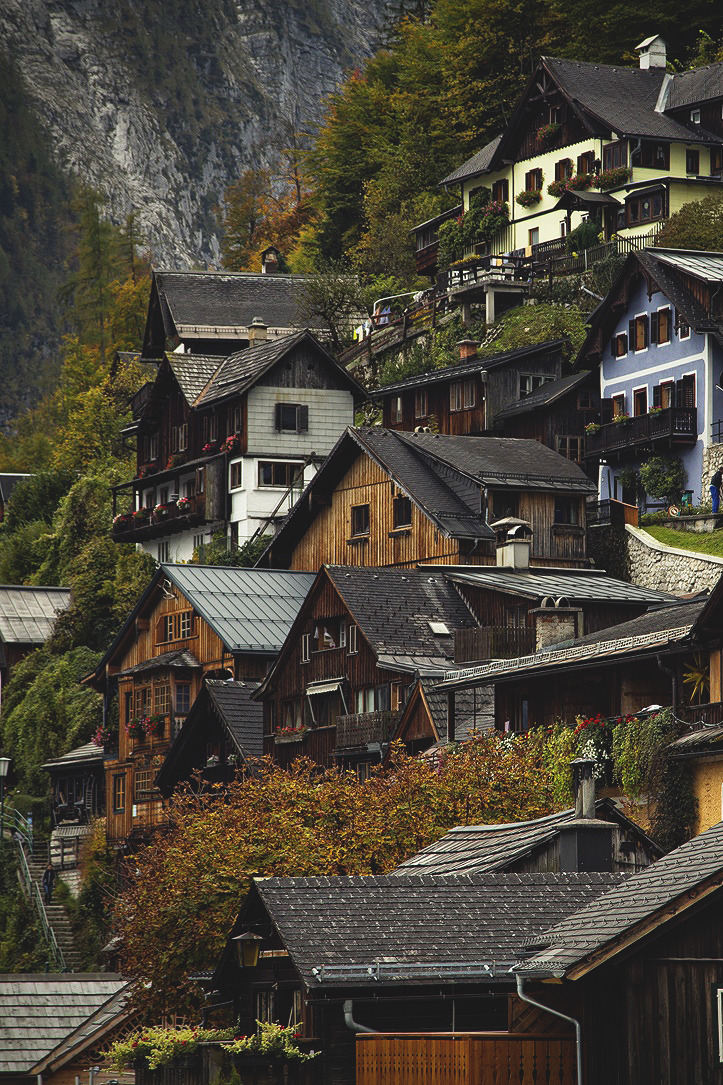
[{"x1": 1, "y1": 0, "x2": 389, "y2": 266}]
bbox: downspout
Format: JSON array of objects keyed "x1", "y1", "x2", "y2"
[
  {"x1": 657, "y1": 654, "x2": 677, "y2": 713},
  {"x1": 343, "y1": 999, "x2": 377, "y2": 1033},
  {"x1": 515, "y1": 975, "x2": 582, "y2": 1084}
]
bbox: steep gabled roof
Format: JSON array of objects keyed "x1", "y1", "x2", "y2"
[
  {"x1": 0, "y1": 585, "x2": 72, "y2": 646},
  {"x1": 494, "y1": 371, "x2": 592, "y2": 421},
  {"x1": 166, "y1": 352, "x2": 226, "y2": 405},
  {"x1": 234, "y1": 872, "x2": 626, "y2": 988},
  {"x1": 325, "y1": 566, "x2": 476, "y2": 675},
  {"x1": 394, "y1": 800, "x2": 662, "y2": 877},
  {"x1": 667, "y1": 62, "x2": 723, "y2": 110},
  {"x1": 195, "y1": 329, "x2": 365, "y2": 407},
  {"x1": 517, "y1": 819, "x2": 723, "y2": 980},
  {"x1": 440, "y1": 135, "x2": 502, "y2": 187},
  {"x1": 42, "y1": 743, "x2": 103, "y2": 772},
  {"x1": 0, "y1": 974, "x2": 129, "y2": 1075},
  {"x1": 369, "y1": 340, "x2": 566, "y2": 398}
]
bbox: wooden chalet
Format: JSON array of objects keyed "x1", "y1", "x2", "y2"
[
  {"x1": 258, "y1": 427, "x2": 597, "y2": 571},
  {"x1": 0, "y1": 974, "x2": 133, "y2": 1084},
  {"x1": 513, "y1": 820, "x2": 723, "y2": 1085},
  {"x1": 42, "y1": 742, "x2": 105, "y2": 874},
  {"x1": 0, "y1": 585, "x2": 71, "y2": 709},
  {"x1": 494, "y1": 369, "x2": 599, "y2": 469},
  {"x1": 155, "y1": 679, "x2": 263, "y2": 797},
  {"x1": 140, "y1": 268, "x2": 325, "y2": 359},
  {"x1": 370, "y1": 339, "x2": 567, "y2": 437},
  {"x1": 85, "y1": 564, "x2": 314, "y2": 844},
  {"x1": 208, "y1": 870, "x2": 625, "y2": 1085},
  {"x1": 113, "y1": 329, "x2": 364, "y2": 563},
  {"x1": 437, "y1": 586, "x2": 715, "y2": 732},
  {"x1": 256, "y1": 565, "x2": 478, "y2": 776}
]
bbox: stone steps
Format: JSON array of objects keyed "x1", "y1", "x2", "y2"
[{"x1": 22, "y1": 844, "x2": 81, "y2": 971}]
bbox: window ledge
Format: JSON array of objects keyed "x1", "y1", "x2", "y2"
[
  {"x1": 388, "y1": 528, "x2": 411, "y2": 537},
  {"x1": 347, "y1": 536, "x2": 369, "y2": 544}
]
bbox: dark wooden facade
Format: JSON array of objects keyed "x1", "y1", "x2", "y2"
[{"x1": 494, "y1": 374, "x2": 599, "y2": 471}]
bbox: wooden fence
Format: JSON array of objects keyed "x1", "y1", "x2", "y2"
[{"x1": 357, "y1": 1032, "x2": 577, "y2": 1085}]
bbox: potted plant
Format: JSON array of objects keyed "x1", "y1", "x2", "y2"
[
  {"x1": 516, "y1": 189, "x2": 543, "y2": 208},
  {"x1": 613, "y1": 412, "x2": 632, "y2": 425},
  {"x1": 133, "y1": 507, "x2": 150, "y2": 521},
  {"x1": 536, "y1": 121, "x2": 561, "y2": 147},
  {"x1": 594, "y1": 166, "x2": 632, "y2": 191},
  {"x1": 154, "y1": 503, "x2": 169, "y2": 519},
  {"x1": 222, "y1": 433, "x2": 241, "y2": 453},
  {"x1": 91, "y1": 724, "x2": 114, "y2": 748},
  {"x1": 202, "y1": 441, "x2": 219, "y2": 455},
  {"x1": 126, "y1": 717, "x2": 146, "y2": 741},
  {"x1": 648, "y1": 406, "x2": 665, "y2": 418},
  {"x1": 144, "y1": 714, "x2": 165, "y2": 738},
  {"x1": 274, "y1": 724, "x2": 309, "y2": 743},
  {"x1": 176, "y1": 496, "x2": 192, "y2": 513},
  {"x1": 113, "y1": 512, "x2": 132, "y2": 527},
  {"x1": 584, "y1": 422, "x2": 601, "y2": 435}
]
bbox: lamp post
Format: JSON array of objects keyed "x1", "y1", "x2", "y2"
[{"x1": 0, "y1": 757, "x2": 10, "y2": 846}]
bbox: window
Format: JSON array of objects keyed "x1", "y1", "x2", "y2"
[
  {"x1": 450, "y1": 379, "x2": 475, "y2": 411},
  {"x1": 525, "y1": 168, "x2": 543, "y2": 191},
  {"x1": 229, "y1": 403, "x2": 244, "y2": 434},
  {"x1": 175, "y1": 683, "x2": 191, "y2": 715},
  {"x1": 626, "y1": 190, "x2": 664, "y2": 225},
  {"x1": 554, "y1": 158, "x2": 572, "y2": 182},
  {"x1": 577, "y1": 151, "x2": 595, "y2": 175},
  {"x1": 519, "y1": 373, "x2": 554, "y2": 397},
  {"x1": 301, "y1": 633, "x2": 311, "y2": 663},
  {"x1": 637, "y1": 141, "x2": 670, "y2": 169},
  {"x1": 393, "y1": 495, "x2": 412, "y2": 528},
  {"x1": 355, "y1": 685, "x2": 390, "y2": 713},
  {"x1": 157, "y1": 540, "x2": 170, "y2": 563},
  {"x1": 676, "y1": 374, "x2": 696, "y2": 407},
  {"x1": 492, "y1": 178, "x2": 509, "y2": 202},
  {"x1": 145, "y1": 433, "x2": 158, "y2": 461},
  {"x1": 676, "y1": 308, "x2": 690, "y2": 339},
  {"x1": 348, "y1": 624, "x2": 358, "y2": 654},
  {"x1": 612, "y1": 332, "x2": 628, "y2": 357},
  {"x1": 550, "y1": 105, "x2": 562, "y2": 125},
  {"x1": 554, "y1": 497, "x2": 579, "y2": 525},
  {"x1": 193, "y1": 532, "x2": 205, "y2": 551},
  {"x1": 113, "y1": 775, "x2": 125, "y2": 813},
  {"x1": 282, "y1": 700, "x2": 303, "y2": 728},
  {"x1": 230, "y1": 461, "x2": 243, "y2": 489},
  {"x1": 415, "y1": 389, "x2": 428, "y2": 418},
  {"x1": 390, "y1": 395, "x2": 403, "y2": 424},
  {"x1": 312, "y1": 619, "x2": 345, "y2": 652},
  {"x1": 686, "y1": 149, "x2": 700, "y2": 175},
  {"x1": 602, "y1": 140, "x2": 627, "y2": 171},
  {"x1": 656, "y1": 382, "x2": 674, "y2": 409},
  {"x1": 691, "y1": 108, "x2": 701, "y2": 124},
  {"x1": 490, "y1": 490, "x2": 520, "y2": 520},
  {"x1": 351, "y1": 504, "x2": 370, "y2": 537},
  {"x1": 258, "y1": 461, "x2": 303, "y2": 488},
  {"x1": 172, "y1": 423, "x2": 188, "y2": 452},
  {"x1": 528, "y1": 227, "x2": 539, "y2": 248},
  {"x1": 611, "y1": 394, "x2": 626, "y2": 418},
  {"x1": 633, "y1": 388, "x2": 648, "y2": 416},
  {"x1": 629, "y1": 315, "x2": 649, "y2": 352},
  {"x1": 275, "y1": 403, "x2": 309, "y2": 433},
  {"x1": 557, "y1": 436, "x2": 584, "y2": 464},
  {"x1": 712, "y1": 148, "x2": 722, "y2": 178},
  {"x1": 135, "y1": 770, "x2": 155, "y2": 802},
  {"x1": 651, "y1": 307, "x2": 671, "y2": 345},
  {"x1": 203, "y1": 415, "x2": 218, "y2": 443},
  {"x1": 256, "y1": 991, "x2": 276, "y2": 1025},
  {"x1": 154, "y1": 684, "x2": 170, "y2": 715},
  {"x1": 159, "y1": 610, "x2": 194, "y2": 643}
]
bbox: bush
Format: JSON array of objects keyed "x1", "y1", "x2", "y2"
[
  {"x1": 566, "y1": 220, "x2": 601, "y2": 254},
  {"x1": 639, "y1": 456, "x2": 687, "y2": 506}
]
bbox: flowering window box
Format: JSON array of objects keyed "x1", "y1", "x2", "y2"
[
  {"x1": 176, "y1": 496, "x2": 192, "y2": 514},
  {"x1": 516, "y1": 189, "x2": 543, "y2": 208},
  {"x1": 274, "y1": 727, "x2": 308, "y2": 744},
  {"x1": 202, "y1": 442, "x2": 220, "y2": 455}
]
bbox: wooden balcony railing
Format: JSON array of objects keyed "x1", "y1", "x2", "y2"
[
  {"x1": 437, "y1": 254, "x2": 531, "y2": 294},
  {"x1": 112, "y1": 492, "x2": 206, "y2": 541},
  {"x1": 336, "y1": 709, "x2": 400, "y2": 750},
  {"x1": 454, "y1": 625, "x2": 536, "y2": 664},
  {"x1": 585, "y1": 406, "x2": 697, "y2": 458},
  {"x1": 675, "y1": 702, "x2": 723, "y2": 728},
  {"x1": 586, "y1": 499, "x2": 639, "y2": 528}
]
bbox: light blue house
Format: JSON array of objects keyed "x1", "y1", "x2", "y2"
[{"x1": 578, "y1": 249, "x2": 723, "y2": 507}]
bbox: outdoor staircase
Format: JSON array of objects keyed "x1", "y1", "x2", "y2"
[{"x1": 24, "y1": 847, "x2": 83, "y2": 971}]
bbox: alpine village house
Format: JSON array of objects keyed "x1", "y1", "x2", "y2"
[{"x1": 414, "y1": 37, "x2": 723, "y2": 277}]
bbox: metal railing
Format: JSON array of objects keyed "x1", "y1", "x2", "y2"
[
  {"x1": 14, "y1": 838, "x2": 66, "y2": 971},
  {"x1": 1, "y1": 806, "x2": 33, "y2": 853}
]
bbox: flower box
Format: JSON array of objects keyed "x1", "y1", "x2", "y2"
[
  {"x1": 176, "y1": 497, "x2": 192, "y2": 513},
  {"x1": 274, "y1": 728, "x2": 308, "y2": 744},
  {"x1": 516, "y1": 189, "x2": 543, "y2": 208},
  {"x1": 536, "y1": 122, "x2": 561, "y2": 147},
  {"x1": 594, "y1": 166, "x2": 632, "y2": 191},
  {"x1": 613, "y1": 413, "x2": 632, "y2": 425},
  {"x1": 584, "y1": 423, "x2": 600, "y2": 435},
  {"x1": 202, "y1": 442, "x2": 220, "y2": 455},
  {"x1": 132, "y1": 508, "x2": 150, "y2": 521}
]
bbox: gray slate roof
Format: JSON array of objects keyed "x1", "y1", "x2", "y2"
[
  {"x1": 441, "y1": 136, "x2": 502, "y2": 186},
  {"x1": 418, "y1": 679, "x2": 493, "y2": 740},
  {"x1": 0, "y1": 974, "x2": 128, "y2": 1074},
  {"x1": 252, "y1": 872, "x2": 626, "y2": 987},
  {"x1": 42, "y1": 743, "x2": 103, "y2": 771},
  {"x1": 153, "y1": 269, "x2": 315, "y2": 335},
  {"x1": 206, "y1": 679, "x2": 263, "y2": 758},
  {"x1": 166, "y1": 352, "x2": 225, "y2": 405},
  {"x1": 0, "y1": 586, "x2": 72, "y2": 646},
  {"x1": 442, "y1": 566, "x2": 679, "y2": 606},
  {"x1": 494, "y1": 371, "x2": 592, "y2": 421},
  {"x1": 517, "y1": 819, "x2": 723, "y2": 978},
  {"x1": 326, "y1": 566, "x2": 476, "y2": 675},
  {"x1": 394, "y1": 801, "x2": 659, "y2": 876},
  {"x1": 370, "y1": 340, "x2": 566, "y2": 397},
  {"x1": 117, "y1": 648, "x2": 202, "y2": 676},
  {"x1": 667, "y1": 62, "x2": 723, "y2": 109},
  {"x1": 163, "y1": 565, "x2": 316, "y2": 654}
]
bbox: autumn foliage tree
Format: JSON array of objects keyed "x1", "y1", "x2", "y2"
[{"x1": 114, "y1": 735, "x2": 567, "y2": 1017}]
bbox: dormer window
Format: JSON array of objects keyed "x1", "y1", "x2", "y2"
[{"x1": 691, "y1": 108, "x2": 701, "y2": 124}]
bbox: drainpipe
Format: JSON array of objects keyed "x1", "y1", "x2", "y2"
[
  {"x1": 343, "y1": 999, "x2": 377, "y2": 1033},
  {"x1": 657, "y1": 654, "x2": 677, "y2": 713},
  {"x1": 515, "y1": 975, "x2": 582, "y2": 1084}
]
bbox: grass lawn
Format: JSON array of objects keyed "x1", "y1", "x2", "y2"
[{"x1": 643, "y1": 525, "x2": 723, "y2": 558}]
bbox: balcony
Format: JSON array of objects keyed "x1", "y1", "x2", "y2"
[
  {"x1": 454, "y1": 626, "x2": 535, "y2": 664},
  {"x1": 437, "y1": 254, "x2": 531, "y2": 296},
  {"x1": 112, "y1": 493, "x2": 206, "y2": 542},
  {"x1": 585, "y1": 406, "x2": 697, "y2": 459},
  {"x1": 335, "y1": 710, "x2": 400, "y2": 751}
]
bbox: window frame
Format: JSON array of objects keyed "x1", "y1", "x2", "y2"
[
  {"x1": 350, "y1": 503, "x2": 370, "y2": 537},
  {"x1": 230, "y1": 460, "x2": 243, "y2": 490},
  {"x1": 112, "y1": 774, "x2": 126, "y2": 813},
  {"x1": 414, "y1": 389, "x2": 428, "y2": 419},
  {"x1": 602, "y1": 140, "x2": 628, "y2": 171},
  {"x1": 524, "y1": 168, "x2": 543, "y2": 191},
  {"x1": 301, "y1": 633, "x2": 311, "y2": 664},
  {"x1": 257, "y1": 461, "x2": 304, "y2": 489},
  {"x1": 348, "y1": 624, "x2": 358, "y2": 655},
  {"x1": 393, "y1": 494, "x2": 412, "y2": 529},
  {"x1": 686, "y1": 148, "x2": 700, "y2": 175},
  {"x1": 275, "y1": 403, "x2": 309, "y2": 433},
  {"x1": 390, "y1": 395, "x2": 403, "y2": 424},
  {"x1": 612, "y1": 332, "x2": 628, "y2": 358}
]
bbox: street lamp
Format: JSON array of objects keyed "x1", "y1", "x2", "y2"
[
  {"x1": 231, "y1": 930, "x2": 262, "y2": 969},
  {"x1": 0, "y1": 757, "x2": 10, "y2": 846}
]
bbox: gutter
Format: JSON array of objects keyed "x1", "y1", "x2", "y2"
[
  {"x1": 343, "y1": 999, "x2": 377, "y2": 1033},
  {"x1": 515, "y1": 975, "x2": 582, "y2": 1084}
]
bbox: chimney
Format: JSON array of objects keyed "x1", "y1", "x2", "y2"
[
  {"x1": 531, "y1": 600, "x2": 582, "y2": 651},
  {"x1": 248, "y1": 317, "x2": 268, "y2": 346},
  {"x1": 558, "y1": 757, "x2": 616, "y2": 872},
  {"x1": 458, "y1": 339, "x2": 478, "y2": 362},
  {"x1": 261, "y1": 247, "x2": 279, "y2": 274},
  {"x1": 636, "y1": 35, "x2": 667, "y2": 69},
  {"x1": 491, "y1": 518, "x2": 532, "y2": 570}
]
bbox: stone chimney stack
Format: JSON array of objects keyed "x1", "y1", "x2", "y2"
[
  {"x1": 636, "y1": 35, "x2": 667, "y2": 69},
  {"x1": 457, "y1": 339, "x2": 478, "y2": 362},
  {"x1": 261, "y1": 247, "x2": 279, "y2": 274},
  {"x1": 248, "y1": 317, "x2": 268, "y2": 346}
]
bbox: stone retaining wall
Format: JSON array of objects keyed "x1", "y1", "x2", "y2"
[{"x1": 625, "y1": 525, "x2": 723, "y2": 594}]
